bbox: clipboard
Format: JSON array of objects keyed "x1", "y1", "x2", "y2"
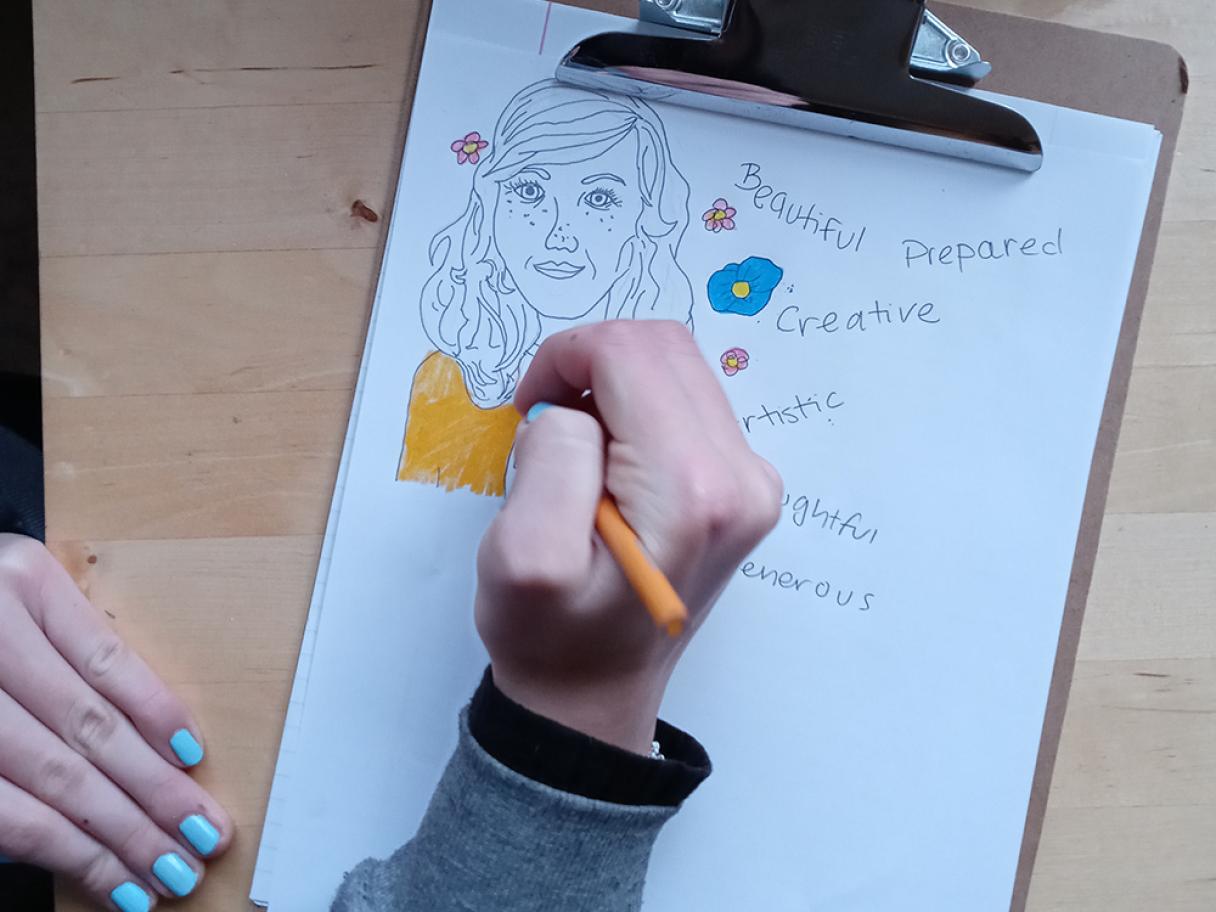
[
  {"x1": 253, "y1": 2, "x2": 1187, "y2": 908},
  {"x1": 930, "y1": 6, "x2": 1186, "y2": 908},
  {"x1": 555, "y1": 1, "x2": 1188, "y2": 907}
]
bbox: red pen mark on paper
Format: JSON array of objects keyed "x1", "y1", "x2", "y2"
[{"x1": 539, "y1": 2, "x2": 553, "y2": 55}]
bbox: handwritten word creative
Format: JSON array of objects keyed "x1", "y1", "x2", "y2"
[
  {"x1": 902, "y1": 228, "x2": 1064, "y2": 274},
  {"x1": 775, "y1": 300, "x2": 939, "y2": 339},
  {"x1": 735, "y1": 162, "x2": 867, "y2": 254}
]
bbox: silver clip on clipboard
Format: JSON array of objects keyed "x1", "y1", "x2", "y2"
[{"x1": 556, "y1": 0, "x2": 1043, "y2": 172}]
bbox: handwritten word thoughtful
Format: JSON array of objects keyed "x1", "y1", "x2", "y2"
[
  {"x1": 737, "y1": 391, "x2": 844, "y2": 435},
  {"x1": 735, "y1": 162, "x2": 867, "y2": 254},
  {"x1": 740, "y1": 559, "x2": 876, "y2": 611},
  {"x1": 776, "y1": 300, "x2": 939, "y2": 338},
  {"x1": 784, "y1": 492, "x2": 878, "y2": 545},
  {"x1": 902, "y1": 228, "x2": 1064, "y2": 274}
]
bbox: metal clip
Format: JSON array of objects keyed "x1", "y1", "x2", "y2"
[
  {"x1": 639, "y1": 0, "x2": 992, "y2": 86},
  {"x1": 558, "y1": 0, "x2": 1043, "y2": 171}
]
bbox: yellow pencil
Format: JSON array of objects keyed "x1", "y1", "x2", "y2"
[{"x1": 595, "y1": 496, "x2": 688, "y2": 638}]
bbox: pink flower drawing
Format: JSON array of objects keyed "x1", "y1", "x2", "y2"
[
  {"x1": 720, "y1": 347, "x2": 750, "y2": 377},
  {"x1": 451, "y1": 131, "x2": 489, "y2": 165},
  {"x1": 703, "y1": 198, "x2": 737, "y2": 232}
]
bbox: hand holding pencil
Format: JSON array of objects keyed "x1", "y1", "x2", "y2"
[{"x1": 474, "y1": 321, "x2": 783, "y2": 755}]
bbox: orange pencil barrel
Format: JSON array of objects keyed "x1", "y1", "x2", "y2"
[{"x1": 595, "y1": 498, "x2": 688, "y2": 637}]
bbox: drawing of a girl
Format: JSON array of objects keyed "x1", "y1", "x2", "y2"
[{"x1": 397, "y1": 79, "x2": 694, "y2": 496}]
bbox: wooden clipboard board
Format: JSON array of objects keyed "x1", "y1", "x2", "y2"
[
  {"x1": 935, "y1": 6, "x2": 1187, "y2": 909},
  {"x1": 363, "y1": 2, "x2": 1186, "y2": 908}
]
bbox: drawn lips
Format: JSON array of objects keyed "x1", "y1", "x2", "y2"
[{"x1": 531, "y1": 261, "x2": 585, "y2": 280}]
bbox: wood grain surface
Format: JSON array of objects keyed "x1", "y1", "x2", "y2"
[{"x1": 34, "y1": 1, "x2": 1214, "y2": 909}]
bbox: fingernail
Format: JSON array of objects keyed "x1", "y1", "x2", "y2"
[
  {"x1": 111, "y1": 882, "x2": 151, "y2": 912},
  {"x1": 152, "y1": 852, "x2": 198, "y2": 897},
  {"x1": 169, "y1": 729, "x2": 204, "y2": 767},
  {"x1": 526, "y1": 401, "x2": 555, "y2": 422},
  {"x1": 179, "y1": 814, "x2": 221, "y2": 857}
]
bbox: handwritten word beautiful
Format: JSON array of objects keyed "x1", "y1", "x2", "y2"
[
  {"x1": 783, "y1": 492, "x2": 878, "y2": 545},
  {"x1": 738, "y1": 391, "x2": 844, "y2": 435},
  {"x1": 776, "y1": 300, "x2": 939, "y2": 338},
  {"x1": 740, "y1": 559, "x2": 876, "y2": 611},
  {"x1": 902, "y1": 228, "x2": 1064, "y2": 274},
  {"x1": 735, "y1": 163, "x2": 867, "y2": 254}
]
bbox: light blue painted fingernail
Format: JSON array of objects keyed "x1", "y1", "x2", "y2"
[
  {"x1": 526, "y1": 401, "x2": 555, "y2": 422},
  {"x1": 170, "y1": 729, "x2": 204, "y2": 767},
  {"x1": 111, "y1": 881, "x2": 151, "y2": 912},
  {"x1": 179, "y1": 814, "x2": 221, "y2": 857},
  {"x1": 152, "y1": 852, "x2": 198, "y2": 897}
]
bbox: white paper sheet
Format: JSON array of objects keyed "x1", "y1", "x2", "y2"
[{"x1": 255, "y1": 1, "x2": 1161, "y2": 908}]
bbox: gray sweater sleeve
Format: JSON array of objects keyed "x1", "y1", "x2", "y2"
[{"x1": 330, "y1": 709, "x2": 680, "y2": 912}]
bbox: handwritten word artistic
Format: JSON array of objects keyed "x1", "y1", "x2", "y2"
[
  {"x1": 775, "y1": 300, "x2": 939, "y2": 339},
  {"x1": 737, "y1": 391, "x2": 844, "y2": 435},
  {"x1": 740, "y1": 559, "x2": 876, "y2": 611},
  {"x1": 735, "y1": 162, "x2": 867, "y2": 254},
  {"x1": 783, "y1": 492, "x2": 878, "y2": 545},
  {"x1": 902, "y1": 228, "x2": 1064, "y2": 274}
]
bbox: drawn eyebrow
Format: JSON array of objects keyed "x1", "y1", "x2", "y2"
[
  {"x1": 516, "y1": 166, "x2": 551, "y2": 180},
  {"x1": 581, "y1": 172, "x2": 625, "y2": 185}
]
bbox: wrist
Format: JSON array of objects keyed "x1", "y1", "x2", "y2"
[{"x1": 489, "y1": 663, "x2": 669, "y2": 754}]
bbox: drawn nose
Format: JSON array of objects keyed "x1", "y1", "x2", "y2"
[{"x1": 544, "y1": 205, "x2": 579, "y2": 253}]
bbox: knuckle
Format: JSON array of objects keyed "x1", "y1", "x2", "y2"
[
  {"x1": 65, "y1": 698, "x2": 119, "y2": 760},
  {"x1": 35, "y1": 754, "x2": 87, "y2": 804},
  {"x1": 115, "y1": 816, "x2": 158, "y2": 860},
  {"x1": 76, "y1": 847, "x2": 115, "y2": 896},
  {"x1": 678, "y1": 465, "x2": 741, "y2": 537},
  {"x1": 2, "y1": 809, "x2": 53, "y2": 859},
  {"x1": 85, "y1": 633, "x2": 126, "y2": 683},
  {"x1": 481, "y1": 519, "x2": 582, "y2": 597},
  {"x1": 744, "y1": 461, "x2": 784, "y2": 535},
  {"x1": 0, "y1": 535, "x2": 53, "y2": 599}
]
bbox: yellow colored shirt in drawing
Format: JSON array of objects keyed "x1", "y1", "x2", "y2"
[{"x1": 397, "y1": 352, "x2": 521, "y2": 497}]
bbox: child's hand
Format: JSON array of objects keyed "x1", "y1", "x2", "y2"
[
  {"x1": 476, "y1": 321, "x2": 782, "y2": 753},
  {"x1": 0, "y1": 534, "x2": 231, "y2": 909}
]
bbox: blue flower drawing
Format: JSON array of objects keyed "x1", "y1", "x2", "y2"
[{"x1": 706, "y1": 257, "x2": 784, "y2": 316}]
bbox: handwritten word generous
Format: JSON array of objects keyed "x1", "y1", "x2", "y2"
[
  {"x1": 776, "y1": 300, "x2": 939, "y2": 338},
  {"x1": 740, "y1": 559, "x2": 876, "y2": 611},
  {"x1": 902, "y1": 228, "x2": 1064, "y2": 274},
  {"x1": 784, "y1": 492, "x2": 878, "y2": 545},
  {"x1": 735, "y1": 162, "x2": 867, "y2": 254},
  {"x1": 738, "y1": 391, "x2": 844, "y2": 435}
]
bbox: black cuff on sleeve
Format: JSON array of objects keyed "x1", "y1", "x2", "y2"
[{"x1": 467, "y1": 666, "x2": 711, "y2": 808}]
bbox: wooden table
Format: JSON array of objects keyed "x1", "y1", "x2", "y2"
[{"x1": 35, "y1": 1, "x2": 1214, "y2": 909}]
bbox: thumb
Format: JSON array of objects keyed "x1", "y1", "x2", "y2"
[{"x1": 483, "y1": 403, "x2": 605, "y2": 585}]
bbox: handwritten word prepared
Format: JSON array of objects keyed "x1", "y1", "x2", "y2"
[{"x1": 902, "y1": 228, "x2": 1064, "y2": 273}]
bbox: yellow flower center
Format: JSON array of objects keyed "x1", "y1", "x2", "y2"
[
  {"x1": 725, "y1": 355, "x2": 739, "y2": 368},
  {"x1": 712, "y1": 209, "x2": 726, "y2": 220},
  {"x1": 463, "y1": 141, "x2": 480, "y2": 154},
  {"x1": 731, "y1": 281, "x2": 751, "y2": 299}
]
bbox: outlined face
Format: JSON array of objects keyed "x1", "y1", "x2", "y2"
[{"x1": 492, "y1": 134, "x2": 645, "y2": 320}]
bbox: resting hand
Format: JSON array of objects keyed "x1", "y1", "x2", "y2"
[
  {"x1": 476, "y1": 321, "x2": 782, "y2": 753},
  {"x1": 0, "y1": 535, "x2": 231, "y2": 910}
]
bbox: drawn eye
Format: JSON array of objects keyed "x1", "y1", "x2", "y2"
[
  {"x1": 507, "y1": 178, "x2": 545, "y2": 204},
  {"x1": 583, "y1": 187, "x2": 622, "y2": 211}
]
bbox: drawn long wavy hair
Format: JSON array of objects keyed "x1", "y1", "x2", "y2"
[{"x1": 419, "y1": 80, "x2": 694, "y2": 407}]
